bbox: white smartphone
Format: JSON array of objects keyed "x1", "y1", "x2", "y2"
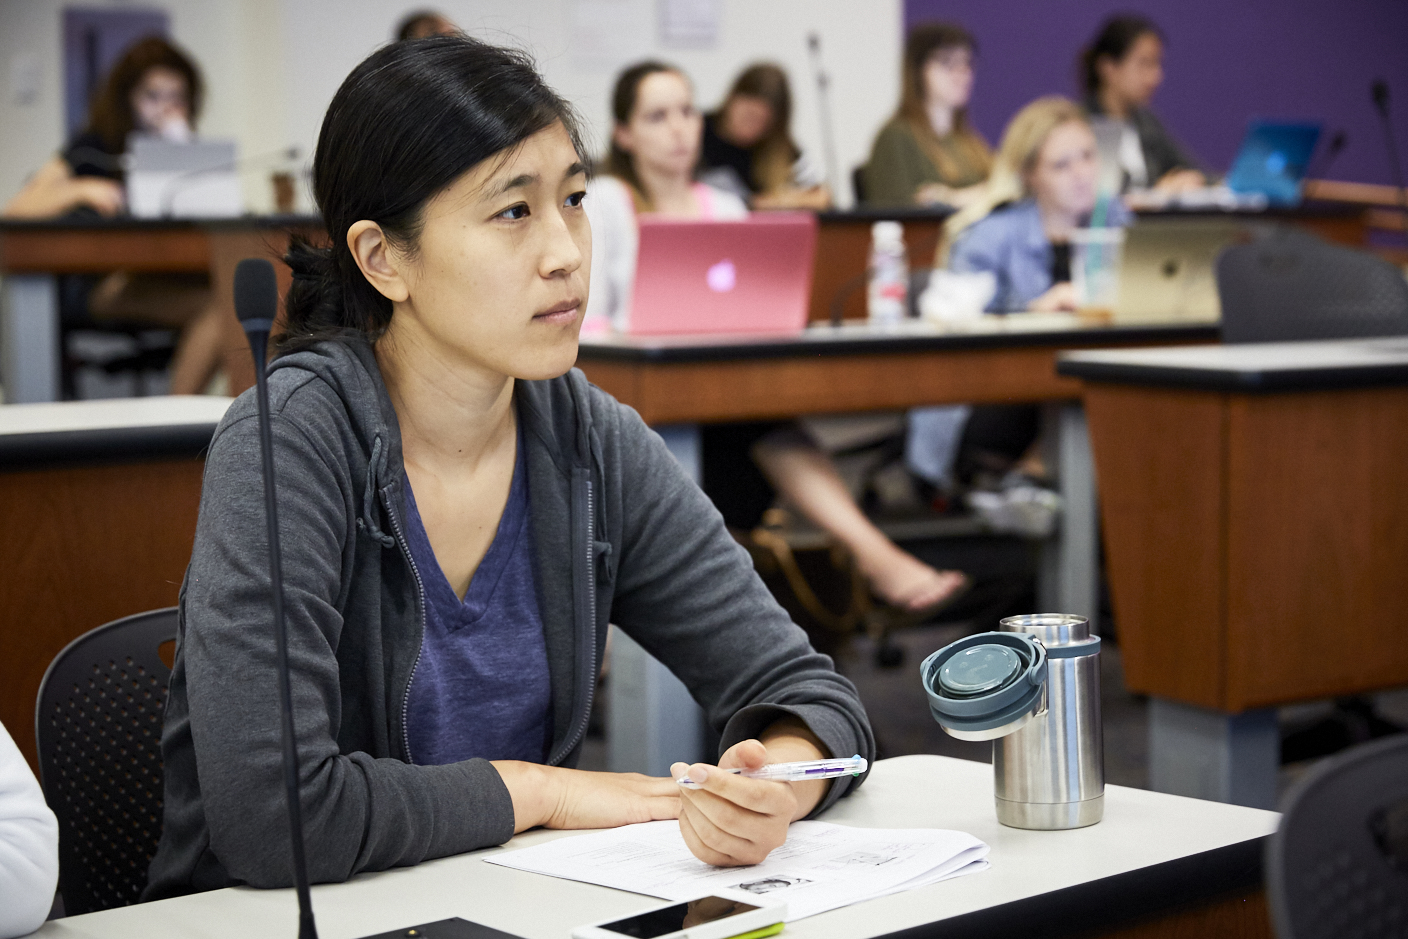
[{"x1": 571, "y1": 893, "x2": 786, "y2": 939}]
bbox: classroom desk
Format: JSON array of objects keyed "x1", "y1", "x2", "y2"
[
  {"x1": 0, "y1": 216, "x2": 317, "y2": 403},
  {"x1": 0, "y1": 395, "x2": 231, "y2": 773},
  {"x1": 1058, "y1": 338, "x2": 1408, "y2": 809},
  {"x1": 29, "y1": 754, "x2": 1279, "y2": 939},
  {"x1": 576, "y1": 319, "x2": 1217, "y2": 776}
]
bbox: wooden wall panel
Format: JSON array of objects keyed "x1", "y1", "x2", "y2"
[
  {"x1": 1092, "y1": 890, "x2": 1270, "y2": 939},
  {"x1": 1083, "y1": 386, "x2": 1228, "y2": 709},
  {"x1": 0, "y1": 228, "x2": 210, "y2": 273},
  {"x1": 579, "y1": 346, "x2": 1081, "y2": 425},
  {"x1": 1224, "y1": 388, "x2": 1408, "y2": 710},
  {"x1": 0, "y1": 460, "x2": 204, "y2": 772}
]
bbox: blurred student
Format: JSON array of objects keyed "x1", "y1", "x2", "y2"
[
  {"x1": 0, "y1": 721, "x2": 58, "y2": 939},
  {"x1": 2, "y1": 36, "x2": 223, "y2": 395},
  {"x1": 582, "y1": 61, "x2": 747, "y2": 332},
  {"x1": 395, "y1": 9, "x2": 460, "y2": 40},
  {"x1": 907, "y1": 98, "x2": 1134, "y2": 489},
  {"x1": 1080, "y1": 14, "x2": 1203, "y2": 194},
  {"x1": 943, "y1": 96, "x2": 1131, "y2": 312},
  {"x1": 700, "y1": 63, "x2": 829, "y2": 210},
  {"x1": 862, "y1": 22, "x2": 992, "y2": 208}
]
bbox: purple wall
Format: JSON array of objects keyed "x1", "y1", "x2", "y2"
[{"x1": 903, "y1": 0, "x2": 1408, "y2": 186}]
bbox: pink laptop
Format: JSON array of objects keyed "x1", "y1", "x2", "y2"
[{"x1": 628, "y1": 213, "x2": 818, "y2": 335}]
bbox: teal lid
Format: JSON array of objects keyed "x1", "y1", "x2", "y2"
[{"x1": 937, "y1": 645, "x2": 1021, "y2": 697}]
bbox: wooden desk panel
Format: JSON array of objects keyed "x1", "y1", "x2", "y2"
[
  {"x1": 0, "y1": 459, "x2": 203, "y2": 772},
  {"x1": 1085, "y1": 381, "x2": 1408, "y2": 712},
  {"x1": 1095, "y1": 890, "x2": 1269, "y2": 939},
  {"x1": 1224, "y1": 388, "x2": 1408, "y2": 710},
  {"x1": 1083, "y1": 385, "x2": 1228, "y2": 710},
  {"x1": 809, "y1": 218, "x2": 944, "y2": 323},
  {"x1": 579, "y1": 345, "x2": 1082, "y2": 424},
  {"x1": 0, "y1": 226, "x2": 210, "y2": 274}
]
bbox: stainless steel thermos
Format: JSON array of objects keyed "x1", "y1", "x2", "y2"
[{"x1": 920, "y1": 614, "x2": 1104, "y2": 830}]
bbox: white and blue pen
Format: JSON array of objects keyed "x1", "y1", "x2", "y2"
[{"x1": 675, "y1": 755, "x2": 868, "y2": 789}]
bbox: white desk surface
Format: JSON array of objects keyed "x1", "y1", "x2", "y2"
[
  {"x1": 1061, "y1": 336, "x2": 1408, "y2": 375},
  {"x1": 34, "y1": 755, "x2": 1278, "y2": 939},
  {"x1": 0, "y1": 396, "x2": 232, "y2": 436}
]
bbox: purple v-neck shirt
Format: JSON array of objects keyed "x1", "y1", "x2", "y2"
[{"x1": 402, "y1": 430, "x2": 553, "y2": 766}]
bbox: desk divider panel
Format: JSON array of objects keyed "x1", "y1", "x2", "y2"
[
  {"x1": 0, "y1": 459, "x2": 203, "y2": 773},
  {"x1": 1083, "y1": 385, "x2": 1228, "y2": 710},
  {"x1": 1223, "y1": 387, "x2": 1408, "y2": 711}
]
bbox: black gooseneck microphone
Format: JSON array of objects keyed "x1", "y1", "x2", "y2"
[
  {"x1": 1371, "y1": 79, "x2": 1408, "y2": 235},
  {"x1": 1308, "y1": 130, "x2": 1348, "y2": 181},
  {"x1": 233, "y1": 258, "x2": 318, "y2": 939},
  {"x1": 234, "y1": 260, "x2": 522, "y2": 939}
]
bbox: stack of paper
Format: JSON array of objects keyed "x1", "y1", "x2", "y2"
[{"x1": 484, "y1": 820, "x2": 989, "y2": 921}]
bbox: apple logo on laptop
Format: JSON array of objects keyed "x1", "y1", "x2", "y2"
[{"x1": 706, "y1": 259, "x2": 737, "y2": 293}]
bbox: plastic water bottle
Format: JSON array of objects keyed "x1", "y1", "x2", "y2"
[{"x1": 867, "y1": 220, "x2": 908, "y2": 325}]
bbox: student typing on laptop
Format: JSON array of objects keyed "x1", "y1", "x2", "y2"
[
  {"x1": 582, "y1": 61, "x2": 747, "y2": 333},
  {"x1": 2, "y1": 37, "x2": 226, "y2": 396},
  {"x1": 1080, "y1": 15, "x2": 1204, "y2": 197}
]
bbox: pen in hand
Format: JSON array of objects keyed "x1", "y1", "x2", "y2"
[{"x1": 675, "y1": 755, "x2": 868, "y2": 789}]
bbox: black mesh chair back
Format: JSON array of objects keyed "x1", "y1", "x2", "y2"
[
  {"x1": 35, "y1": 608, "x2": 177, "y2": 915},
  {"x1": 1217, "y1": 228, "x2": 1408, "y2": 344},
  {"x1": 1266, "y1": 733, "x2": 1408, "y2": 938}
]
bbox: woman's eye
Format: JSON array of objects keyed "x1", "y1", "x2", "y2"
[
  {"x1": 565, "y1": 191, "x2": 586, "y2": 208},
  {"x1": 497, "y1": 203, "x2": 530, "y2": 221}
]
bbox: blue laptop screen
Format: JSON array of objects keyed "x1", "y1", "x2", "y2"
[{"x1": 1225, "y1": 120, "x2": 1323, "y2": 206}]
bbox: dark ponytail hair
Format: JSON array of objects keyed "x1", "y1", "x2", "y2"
[
  {"x1": 280, "y1": 36, "x2": 584, "y2": 352},
  {"x1": 1079, "y1": 14, "x2": 1164, "y2": 98}
]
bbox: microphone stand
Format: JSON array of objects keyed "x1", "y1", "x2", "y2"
[
  {"x1": 807, "y1": 33, "x2": 842, "y2": 204},
  {"x1": 235, "y1": 259, "x2": 318, "y2": 939},
  {"x1": 1372, "y1": 80, "x2": 1408, "y2": 236}
]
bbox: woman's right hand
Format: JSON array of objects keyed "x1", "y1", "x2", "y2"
[
  {"x1": 73, "y1": 177, "x2": 125, "y2": 216},
  {"x1": 1029, "y1": 282, "x2": 1078, "y2": 312},
  {"x1": 493, "y1": 761, "x2": 680, "y2": 833}
]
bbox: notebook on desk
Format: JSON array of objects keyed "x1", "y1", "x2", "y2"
[{"x1": 628, "y1": 214, "x2": 817, "y2": 335}]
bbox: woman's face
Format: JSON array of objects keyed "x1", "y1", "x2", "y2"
[
  {"x1": 131, "y1": 66, "x2": 190, "y2": 137},
  {"x1": 922, "y1": 45, "x2": 974, "y2": 111},
  {"x1": 1028, "y1": 120, "x2": 1099, "y2": 219},
  {"x1": 613, "y1": 71, "x2": 702, "y2": 179},
  {"x1": 376, "y1": 122, "x2": 590, "y2": 382},
  {"x1": 723, "y1": 94, "x2": 774, "y2": 148},
  {"x1": 1099, "y1": 33, "x2": 1164, "y2": 109}
]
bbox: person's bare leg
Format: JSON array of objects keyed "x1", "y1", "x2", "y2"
[
  {"x1": 753, "y1": 436, "x2": 966, "y2": 612},
  {"x1": 167, "y1": 302, "x2": 225, "y2": 395}
]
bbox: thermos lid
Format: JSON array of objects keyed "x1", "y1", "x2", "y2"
[
  {"x1": 936, "y1": 645, "x2": 1022, "y2": 697},
  {"x1": 921, "y1": 632, "x2": 1048, "y2": 741}
]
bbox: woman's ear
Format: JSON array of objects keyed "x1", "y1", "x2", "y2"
[{"x1": 347, "y1": 220, "x2": 410, "y2": 303}]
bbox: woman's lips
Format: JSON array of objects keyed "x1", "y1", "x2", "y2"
[{"x1": 535, "y1": 299, "x2": 582, "y2": 323}]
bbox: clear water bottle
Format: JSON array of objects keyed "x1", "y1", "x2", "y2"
[{"x1": 867, "y1": 220, "x2": 908, "y2": 325}]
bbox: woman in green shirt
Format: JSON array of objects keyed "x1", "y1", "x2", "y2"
[{"x1": 862, "y1": 22, "x2": 993, "y2": 207}]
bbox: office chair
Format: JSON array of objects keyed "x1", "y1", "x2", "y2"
[
  {"x1": 35, "y1": 608, "x2": 177, "y2": 915},
  {"x1": 1266, "y1": 733, "x2": 1408, "y2": 938},
  {"x1": 1216, "y1": 227, "x2": 1408, "y2": 344}
]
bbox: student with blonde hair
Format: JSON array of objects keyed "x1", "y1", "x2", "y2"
[
  {"x1": 861, "y1": 22, "x2": 992, "y2": 207},
  {"x1": 942, "y1": 95, "x2": 1130, "y2": 312}
]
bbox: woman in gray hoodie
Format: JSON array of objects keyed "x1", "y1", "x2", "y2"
[{"x1": 145, "y1": 35, "x2": 873, "y2": 898}]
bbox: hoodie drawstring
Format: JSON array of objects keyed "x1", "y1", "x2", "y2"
[{"x1": 357, "y1": 435, "x2": 396, "y2": 547}]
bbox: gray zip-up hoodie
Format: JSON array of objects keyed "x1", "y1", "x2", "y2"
[{"x1": 145, "y1": 338, "x2": 873, "y2": 898}]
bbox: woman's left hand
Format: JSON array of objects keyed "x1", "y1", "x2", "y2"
[{"x1": 671, "y1": 720, "x2": 829, "y2": 866}]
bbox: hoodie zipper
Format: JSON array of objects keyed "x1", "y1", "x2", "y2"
[
  {"x1": 549, "y1": 472, "x2": 598, "y2": 766},
  {"x1": 382, "y1": 486, "x2": 427, "y2": 766}
]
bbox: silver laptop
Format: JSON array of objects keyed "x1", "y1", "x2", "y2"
[
  {"x1": 126, "y1": 136, "x2": 242, "y2": 218},
  {"x1": 1116, "y1": 217, "x2": 1246, "y2": 323}
]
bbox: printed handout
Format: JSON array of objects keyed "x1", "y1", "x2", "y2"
[{"x1": 484, "y1": 820, "x2": 990, "y2": 921}]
